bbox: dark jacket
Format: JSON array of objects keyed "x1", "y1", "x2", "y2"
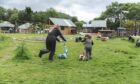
[
  {"x1": 84, "y1": 38, "x2": 94, "y2": 48},
  {"x1": 45, "y1": 28, "x2": 66, "y2": 51},
  {"x1": 47, "y1": 28, "x2": 66, "y2": 42}
]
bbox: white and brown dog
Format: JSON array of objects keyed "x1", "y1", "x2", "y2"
[{"x1": 79, "y1": 51, "x2": 85, "y2": 61}]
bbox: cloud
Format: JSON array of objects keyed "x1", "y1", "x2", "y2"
[
  {"x1": 0, "y1": 0, "x2": 139, "y2": 22},
  {"x1": 113, "y1": 0, "x2": 140, "y2": 3},
  {"x1": 53, "y1": 0, "x2": 111, "y2": 21}
]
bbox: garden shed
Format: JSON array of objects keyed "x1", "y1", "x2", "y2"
[
  {"x1": 83, "y1": 20, "x2": 107, "y2": 33},
  {"x1": 18, "y1": 23, "x2": 32, "y2": 33},
  {"x1": 48, "y1": 18, "x2": 76, "y2": 34},
  {"x1": 0, "y1": 21, "x2": 15, "y2": 33},
  {"x1": 117, "y1": 27, "x2": 126, "y2": 37}
]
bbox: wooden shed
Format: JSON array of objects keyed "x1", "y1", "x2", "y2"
[
  {"x1": 98, "y1": 30, "x2": 115, "y2": 37},
  {"x1": 117, "y1": 27, "x2": 126, "y2": 37},
  {"x1": 0, "y1": 21, "x2": 15, "y2": 33},
  {"x1": 18, "y1": 23, "x2": 32, "y2": 33},
  {"x1": 83, "y1": 20, "x2": 107, "y2": 33},
  {"x1": 47, "y1": 18, "x2": 76, "y2": 34}
]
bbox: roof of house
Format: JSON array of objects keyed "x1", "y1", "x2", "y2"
[
  {"x1": 91, "y1": 20, "x2": 107, "y2": 27},
  {"x1": 18, "y1": 23, "x2": 32, "y2": 29},
  {"x1": 98, "y1": 30, "x2": 115, "y2": 32},
  {"x1": 0, "y1": 21, "x2": 14, "y2": 28},
  {"x1": 49, "y1": 18, "x2": 76, "y2": 27},
  {"x1": 117, "y1": 27, "x2": 126, "y2": 30},
  {"x1": 83, "y1": 20, "x2": 107, "y2": 28},
  {"x1": 83, "y1": 24, "x2": 94, "y2": 28}
]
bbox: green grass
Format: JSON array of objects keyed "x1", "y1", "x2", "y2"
[
  {"x1": 0, "y1": 35, "x2": 11, "y2": 50},
  {"x1": 0, "y1": 34, "x2": 140, "y2": 84}
]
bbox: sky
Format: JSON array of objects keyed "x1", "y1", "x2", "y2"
[{"x1": 0, "y1": 0, "x2": 140, "y2": 22}]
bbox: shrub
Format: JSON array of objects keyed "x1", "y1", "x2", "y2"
[
  {"x1": 0, "y1": 35, "x2": 9, "y2": 41},
  {"x1": 14, "y1": 41, "x2": 31, "y2": 60},
  {"x1": 0, "y1": 35, "x2": 11, "y2": 49}
]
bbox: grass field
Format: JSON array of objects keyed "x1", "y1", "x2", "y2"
[{"x1": 0, "y1": 33, "x2": 140, "y2": 84}]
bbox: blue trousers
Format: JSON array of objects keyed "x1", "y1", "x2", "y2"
[{"x1": 85, "y1": 47, "x2": 92, "y2": 59}]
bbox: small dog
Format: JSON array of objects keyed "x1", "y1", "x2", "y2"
[{"x1": 79, "y1": 51, "x2": 85, "y2": 61}]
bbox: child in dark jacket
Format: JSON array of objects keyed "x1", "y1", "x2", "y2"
[{"x1": 84, "y1": 34, "x2": 94, "y2": 60}]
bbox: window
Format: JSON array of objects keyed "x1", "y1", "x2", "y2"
[{"x1": 61, "y1": 26, "x2": 65, "y2": 30}]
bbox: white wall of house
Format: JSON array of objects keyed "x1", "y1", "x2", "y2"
[{"x1": 19, "y1": 29, "x2": 29, "y2": 33}]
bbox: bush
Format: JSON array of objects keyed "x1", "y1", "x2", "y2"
[
  {"x1": 0, "y1": 35, "x2": 9, "y2": 41},
  {"x1": 14, "y1": 41, "x2": 31, "y2": 60},
  {"x1": 0, "y1": 35, "x2": 11, "y2": 49}
]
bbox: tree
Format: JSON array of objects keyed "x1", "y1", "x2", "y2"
[
  {"x1": 25, "y1": 7, "x2": 33, "y2": 22},
  {"x1": 9, "y1": 13, "x2": 19, "y2": 23},
  {"x1": 0, "y1": 6, "x2": 6, "y2": 21},
  {"x1": 122, "y1": 20, "x2": 135, "y2": 29},
  {"x1": 46, "y1": 8, "x2": 58, "y2": 18},
  {"x1": 31, "y1": 12, "x2": 42, "y2": 23},
  {"x1": 4, "y1": 9, "x2": 13, "y2": 21},
  {"x1": 75, "y1": 21, "x2": 85, "y2": 31},
  {"x1": 96, "y1": 2, "x2": 140, "y2": 30},
  {"x1": 0, "y1": 6, "x2": 81, "y2": 28},
  {"x1": 18, "y1": 10, "x2": 26, "y2": 23},
  {"x1": 18, "y1": 7, "x2": 33, "y2": 23},
  {"x1": 128, "y1": 4, "x2": 140, "y2": 20},
  {"x1": 71, "y1": 16, "x2": 78, "y2": 23},
  {"x1": 57, "y1": 12, "x2": 71, "y2": 19}
]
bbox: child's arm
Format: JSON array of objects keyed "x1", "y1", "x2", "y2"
[
  {"x1": 81, "y1": 37, "x2": 86, "y2": 42},
  {"x1": 92, "y1": 41, "x2": 94, "y2": 45}
]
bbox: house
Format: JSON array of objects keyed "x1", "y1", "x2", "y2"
[
  {"x1": 117, "y1": 27, "x2": 126, "y2": 36},
  {"x1": 83, "y1": 20, "x2": 107, "y2": 33},
  {"x1": 0, "y1": 21, "x2": 15, "y2": 33},
  {"x1": 47, "y1": 18, "x2": 76, "y2": 34},
  {"x1": 98, "y1": 30, "x2": 115, "y2": 37},
  {"x1": 18, "y1": 23, "x2": 32, "y2": 33},
  {"x1": 83, "y1": 24, "x2": 94, "y2": 33}
]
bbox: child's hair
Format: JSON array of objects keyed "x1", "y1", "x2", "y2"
[{"x1": 85, "y1": 34, "x2": 92, "y2": 39}]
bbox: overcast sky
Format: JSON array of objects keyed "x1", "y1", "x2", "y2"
[{"x1": 0, "y1": 0, "x2": 140, "y2": 22}]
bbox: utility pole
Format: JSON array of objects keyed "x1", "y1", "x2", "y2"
[
  {"x1": 119, "y1": 10, "x2": 129, "y2": 28},
  {"x1": 119, "y1": 12, "x2": 122, "y2": 28}
]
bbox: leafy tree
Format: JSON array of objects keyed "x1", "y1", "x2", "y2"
[
  {"x1": 46, "y1": 8, "x2": 58, "y2": 18},
  {"x1": 0, "y1": 6, "x2": 6, "y2": 20},
  {"x1": 96, "y1": 2, "x2": 140, "y2": 30},
  {"x1": 75, "y1": 21, "x2": 85, "y2": 32},
  {"x1": 71, "y1": 16, "x2": 78, "y2": 23},
  {"x1": 18, "y1": 10, "x2": 26, "y2": 23},
  {"x1": 25, "y1": 7, "x2": 33, "y2": 22},
  {"x1": 9, "y1": 13, "x2": 19, "y2": 24},
  {"x1": 57, "y1": 12, "x2": 71, "y2": 19},
  {"x1": 0, "y1": 6, "x2": 77, "y2": 27},
  {"x1": 18, "y1": 7, "x2": 33, "y2": 23},
  {"x1": 4, "y1": 9, "x2": 13, "y2": 21},
  {"x1": 122, "y1": 20, "x2": 135, "y2": 29},
  {"x1": 31, "y1": 12, "x2": 42, "y2": 23},
  {"x1": 128, "y1": 4, "x2": 140, "y2": 20}
]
